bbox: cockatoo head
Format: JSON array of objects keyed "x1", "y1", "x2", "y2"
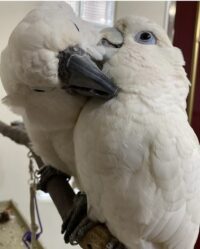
[
  {"x1": 0, "y1": 2, "x2": 118, "y2": 100},
  {"x1": 101, "y1": 16, "x2": 190, "y2": 110}
]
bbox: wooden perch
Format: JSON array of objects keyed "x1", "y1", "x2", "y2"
[
  {"x1": 0, "y1": 120, "x2": 30, "y2": 146},
  {"x1": 0, "y1": 120, "x2": 113, "y2": 249}
]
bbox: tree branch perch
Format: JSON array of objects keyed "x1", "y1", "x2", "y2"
[{"x1": 0, "y1": 120, "x2": 112, "y2": 249}]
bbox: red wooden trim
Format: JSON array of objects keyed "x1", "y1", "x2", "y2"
[
  {"x1": 173, "y1": 2, "x2": 197, "y2": 77},
  {"x1": 174, "y1": 2, "x2": 200, "y2": 140},
  {"x1": 173, "y1": 3, "x2": 200, "y2": 248}
]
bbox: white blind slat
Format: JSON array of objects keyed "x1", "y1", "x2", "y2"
[{"x1": 66, "y1": 1, "x2": 114, "y2": 26}]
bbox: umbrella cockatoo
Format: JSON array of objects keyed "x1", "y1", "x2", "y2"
[
  {"x1": 74, "y1": 16, "x2": 200, "y2": 249},
  {"x1": 0, "y1": 2, "x2": 120, "y2": 244},
  {"x1": 0, "y1": 2, "x2": 117, "y2": 180}
]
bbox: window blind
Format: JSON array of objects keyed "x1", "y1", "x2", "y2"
[{"x1": 67, "y1": 1, "x2": 115, "y2": 26}]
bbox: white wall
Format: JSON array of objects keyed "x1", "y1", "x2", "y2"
[
  {"x1": 115, "y1": 1, "x2": 168, "y2": 28},
  {"x1": 0, "y1": 2, "x2": 74, "y2": 249}
]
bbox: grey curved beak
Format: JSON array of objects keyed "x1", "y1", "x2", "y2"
[{"x1": 58, "y1": 46, "x2": 119, "y2": 100}]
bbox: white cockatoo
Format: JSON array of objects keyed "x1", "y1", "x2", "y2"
[
  {"x1": 0, "y1": 2, "x2": 117, "y2": 179},
  {"x1": 74, "y1": 16, "x2": 200, "y2": 249},
  {"x1": 0, "y1": 2, "x2": 120, "y2": 244}
]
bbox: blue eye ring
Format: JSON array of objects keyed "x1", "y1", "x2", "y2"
[{"x1": 134, "y1": 31, "x2": 157, "y2": 45}]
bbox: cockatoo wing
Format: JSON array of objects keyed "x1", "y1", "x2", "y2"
[{"x1": 144, "y1": 121, "x2": 200, "y2": 249}]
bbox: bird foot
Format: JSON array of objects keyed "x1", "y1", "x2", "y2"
[
  {"x1": 37, "y1": 165, "x2": 70, "y2": 193},
  {"x1": 69, "y1": 216, "x2": 97, "y2": 245},
  {"x1": 61, "y1": 192, "x2": 126, "y2": 248},
  {"x1": 62, "y1": 191, "x2": 89, "y2": 244}
]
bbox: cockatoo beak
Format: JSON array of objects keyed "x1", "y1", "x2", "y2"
[{"x1": 58, "y1": 46, "x2": 119, "y2": 100}]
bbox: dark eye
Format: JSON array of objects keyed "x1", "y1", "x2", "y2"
[{"x1": 135, "y1": 31, "x2": 156, "y2": 45}]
